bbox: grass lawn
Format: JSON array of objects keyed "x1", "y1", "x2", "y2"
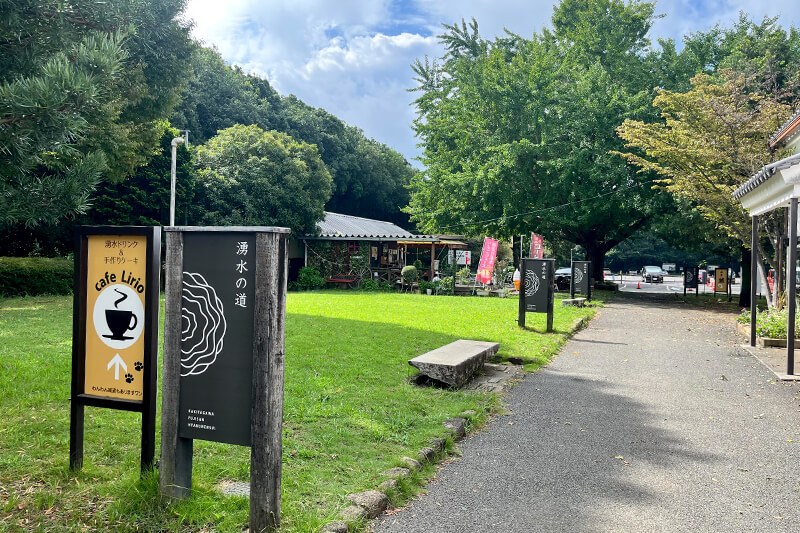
[{"x1": 0, "y1": 290, "x2": 605, "y2": 532}]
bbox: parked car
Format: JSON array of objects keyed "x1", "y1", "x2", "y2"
[
  {"x1": 555, "y1": 267, "x2": 571, "y2": 291},
  {"x1": 698, "y1": 269, "x2": 707, "y2": 284},
  {"x1": 603, "y1": 268, "x2": 613, "y2": 280},
  {"x1": 641, "y1": 266, "x2": 663, "y2": 283}
]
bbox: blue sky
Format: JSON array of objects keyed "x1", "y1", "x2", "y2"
[{"x1": 183, "y1": 1, "x2": 800, "y2": 166}]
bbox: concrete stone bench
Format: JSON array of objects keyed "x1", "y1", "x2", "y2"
[
  {"x1": 409, "y1": 340, "x2": 500, "y2": 388},
  {"x1": 561, "y1": 297, "x2": 587, "y2": 307}
]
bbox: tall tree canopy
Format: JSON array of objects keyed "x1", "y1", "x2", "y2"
[
  {"x1": 171, "y1": 47, "x2": 415, "y2": 226},
  {"x1": 407, "y1": 1, "x2": 676, "y2": 277},
  {"x1": 193, "y1": 124, "x2": 331, "y2": 234},
  {"x1": 0, "y1": 0, "x2": 193, "y2": 227}
]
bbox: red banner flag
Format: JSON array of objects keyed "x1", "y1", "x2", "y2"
[
  {"x1": 530, "y1": 233, "x2": 544, "y2": 259},
  {"x1": 476, "y1": 237, "x2": 499, "y2": 284}
]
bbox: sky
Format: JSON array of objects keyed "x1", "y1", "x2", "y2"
[{"x1": 183, "y1": 1, "x2": 800, "y2": 166}]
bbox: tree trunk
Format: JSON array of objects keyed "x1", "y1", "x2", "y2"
[
  {"x1": 583, "y1": 242, "x2": 608, "y2": 282},
  {"x1": 738, "y1": 246, "x2": 751, "y2": 309}
]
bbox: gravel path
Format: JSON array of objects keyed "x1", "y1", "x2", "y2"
[{"x1": 372, "y1": 293, "x2": 800, "y2": 532}]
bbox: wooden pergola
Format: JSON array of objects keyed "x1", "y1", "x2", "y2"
[{"x1": 734, "y1": 110, "x2": 800, "y2": 375}]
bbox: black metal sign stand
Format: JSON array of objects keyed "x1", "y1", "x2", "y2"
[
  {"x1": 518, "y1": 258, "x2": 554, "y2": 332},
  {"x1": 69, "y1": 226, "x2": 160, "y2": 474},
  {"x1": 570, "y1": 261, "x2": 592, "y2": 301},
  {"x1": 159, "y1": 226, "x2": 289, "y2": 533}
]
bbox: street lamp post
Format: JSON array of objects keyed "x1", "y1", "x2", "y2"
[{"x1": 170, "y1": 137, "x2": 185, "y2": 227}]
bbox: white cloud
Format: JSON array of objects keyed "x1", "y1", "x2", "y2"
[{"x1": 183, "y1": 0, "x2": 800, "y2": 166}]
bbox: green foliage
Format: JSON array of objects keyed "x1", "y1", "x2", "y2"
[
  {"x1": 295, "y1": 266, "x2": 325, "y2": 290},
  {"x1": 408, "y1": 3, "x2": 674, "y2": 279},
  {"x1": 418, "y1": 281, "x2": 434, "y2": 293},
  {"x1": 194, "y1": 124, "x2": 331, "y2": 234},
  {"x1": 401, "y1": 265, "x2": 418, "y2": 283},
  {"x1": 83, "y1": 124, "x2": 196, "y2": 226},
  {"x1": 456, "y1": 267, "x2": 472, "y2": 284},
  {"x1": 172, "y1": 49, "x2": 417, "y2": 226},
  {"x1": 0, "y1": 0, "x2": 194, "y2": 226},
  {"x1": 413, "y1": 259, "x2": 424, "y2": 271},
  {"x1": 438, "y1": 276, "x2": 455, "y2": 295},
  {"x1": 737, "y1": 308, "x2": 800, "y2": 339},
  {"x1": 0, "y1": 257, "x2": 73, "y2": 296}
]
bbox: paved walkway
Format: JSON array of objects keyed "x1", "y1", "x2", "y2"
[{"x1": 372, "y1": 293, "x2": 800, "y2": 532}]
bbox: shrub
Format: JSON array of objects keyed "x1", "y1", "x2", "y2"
[
  {"x1": 360, "y1": 278, "x2": 380, "y2": 291},
  {"x1": 455, "y1": 267, "x2": 471, "y2": 284},
  {"x1": 0, "y1": 257, "x2": 74, "y2": 297},
  {"x1": 437, "y1": 276, "x2": 454, "y2": 295},
  {"x1": 419, "y1": 281, "x2": 433, "y2": 293},
  {"x1": 296, "y1": 266, "x2": 325, "y2": 290},
  {"x1": 738, "y1": 308, "x2": 799, "y2": 338},
  {"x1": 401, "y1": 265, "x2": 418, "y2": 283}
]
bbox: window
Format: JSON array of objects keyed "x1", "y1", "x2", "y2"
[{"x1": 348, "y1": 242, "x2": 360, "y2": 254}]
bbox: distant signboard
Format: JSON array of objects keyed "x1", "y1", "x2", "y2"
[
  {"x1": 715, "y1": 268, "x2": 729, "y2": 293},
  {"x1": 571, "y1": 261, "x2": 591, "y2": 297},
  {"x1": 662, "y1": 263, "x2": 676, "y2": 272},
  {"x1": 456, "y1": 250, "x2": 471, "y2": 266},
  {"x1": 684, "y1": 266, "x2": 699, "y2": 289},
  {"x1": 522, "y1": 259, "x2": 554, "y2": 313}
]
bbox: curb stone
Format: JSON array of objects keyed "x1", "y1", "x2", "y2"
[
  {"x1": 418, "y1": 446, "x2": 436, "y2": 463},
  {"x1": 443, "y1": 417, "x2": 467, "y2": 439},
  {"x1": 321, "y1": 521, "x2": 349, "y2": 533},
  {"x1": 340, "y1": 505, "x2": 367, "y2": 523},
  {"x1": 402, "y1": 457, "x2": 422, "y2": 471},
  {"x1": 381, "y1": 467, "x2": 410, "y2": 478},
  {"x1": 346, "y1": 491, "x2": 388, "y2": 518}
]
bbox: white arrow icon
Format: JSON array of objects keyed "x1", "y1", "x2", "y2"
[{"x1": 107, "y1": 353, "x2": 127, "y2": 380}]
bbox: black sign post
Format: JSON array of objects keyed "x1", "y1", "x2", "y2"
[
  {"x1": 159, "y1": 227, "x2": 289, "y2": 533},
  {"x1": 684, "y1": 265, "x2": 699, "y2": 298},
  {"x1": 518, "y1": 258, "x2": 555, "y2": 331},
  {"x1": 70, "y1": 226, "x2": 160, "y2": 475},
  {"x1": 570, "y1": 261, "x2": 592, "y2": 300}
]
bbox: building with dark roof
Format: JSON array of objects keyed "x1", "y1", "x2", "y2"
[{"x1": 288, "y1": 212, "x2": 466, "y2": 284}]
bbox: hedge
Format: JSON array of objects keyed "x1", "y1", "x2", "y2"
[{"x1": 0, "y1": 257, "x2": 74, "y2": 297}]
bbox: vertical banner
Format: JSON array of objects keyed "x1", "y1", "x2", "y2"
[
  {"x1": 518, "y1": 258, "x2": 554, "y2": 331},
  {"x1": 70, "y1": 226, "x2": 160, "y2": 473},
  {"x1": 179, "y1": 232, "x2": 256, "y2": 446},
  {"x1": 530, "y1": 233, "x2": 544, "y2": 259},
  {"x1": 476, "y1": 237, "x2": 499, "y2": 284},
  {"x1": 571, "y1": 261, "x2": 592, "y2": 298}
]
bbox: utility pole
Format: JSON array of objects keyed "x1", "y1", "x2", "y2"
[{"x1": 170, "y1": 137, "x2": 185, "y2": 227}]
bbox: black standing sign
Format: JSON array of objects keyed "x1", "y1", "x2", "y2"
[
  {"x1": 179, "y1": 232, "x2": 256, "y2": 446},
  {"x1": 570, "y1": 261, "x2": 592, "y2": 300},
  {"x1": 518, "y1": 258, "x2": 554, "y2": 331},
  {"x1": 684, "y1": 265, "x2": 699, "y2": 298}
]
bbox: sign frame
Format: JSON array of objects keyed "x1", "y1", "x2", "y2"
[
  {"x1": 159, "y1": 226, "x2": 290, "y2": 533},
  {"x1": 518, "y1": 258, "x2": 555, "y2": 331},
  {"x1": 70, "y1": 226, "x2": 161, "y2": 474},
  {"x1": 683, "y1": 265, "x2": 699, "y2": 298},
  {"x1": 715, "y1": 267, "x2": 730, "y2": 298}
]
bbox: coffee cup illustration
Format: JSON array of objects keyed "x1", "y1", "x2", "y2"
[{"x1": 104, "y1": 309, "x2": 138, "y2": 340}]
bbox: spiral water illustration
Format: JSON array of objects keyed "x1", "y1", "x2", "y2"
[{"x1": 181, "y1": 272, "x2": 227, "y2": 376}]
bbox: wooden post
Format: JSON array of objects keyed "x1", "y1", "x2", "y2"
[
  {"x1": 159, "y1": 230, "x2": 193, "y2": 499},
  {"x1": 430, "y1": 242, "x2": 435, "y2": 281},
  {"x1": 787, "y1": 199, "x2": 797, "y2": 376},
  {"x1": 250, "y1": 232, "x2": 288, "y2": 532}
]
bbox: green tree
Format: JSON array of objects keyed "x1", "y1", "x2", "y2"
[
  {"x1": 172, "y1": 48, "x2": 415, "y2": 226},
  {"x1": 408, "y1": 2, "x2": 672, "y2": 278},
  {"x1": 0, "y1": 0, "x2": 193, "y2": 227},
  {"x1": 193, "y1": 124, "x2": 331, "y2": 234},
  {"x1": 84, "y1": 124, "x2": 196, "y2": 226},
  {"x1": 615, "y1": 72, "x2": 791, "y2": 306}
]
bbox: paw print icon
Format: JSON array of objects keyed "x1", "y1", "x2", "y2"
[
  {"x1": 125, "y1": 373, "x2": 134, "y2": 383},
  {"x1": 134, "y1": 361, "x2": 143, "y2": 371}
]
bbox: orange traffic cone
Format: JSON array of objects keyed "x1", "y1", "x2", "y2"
[{"x1": 637, "y1": 281, "x2": 641, "y2": 289}]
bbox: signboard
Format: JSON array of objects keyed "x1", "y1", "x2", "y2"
[
  {"x1": 530, "y1": 233, "x2": 544, "y2": 259},
  {"x1": 662, "y1": 263, "x2": 676, "y2": 272},
  {"x1": 571, "y1": 261, "x2": 591, "y2": 298},
  {"x1": 518, "y1": 258, "x2": 554, "y2": 331},
  {"x1": 178, "y1": 232, "x2": 256, "y2": 446},
  {"x1": 70, "y1": 226, "x2": 160, "y2": 472},
  {"x1": 476, "y1": 237, "x2": 499, "y2": 284},
  {"x1": 160, "y1": 226, "x2": 290, "y2": 533},
  {"x1": 715, "y1": 268, "x2": 729, "y2": 293},
  {"x1": 455, "y1": 250, "x2": 471, "y2": 266},
  {"x1": 684, "y1": 266, "x2": 699, "y2": 289}
]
